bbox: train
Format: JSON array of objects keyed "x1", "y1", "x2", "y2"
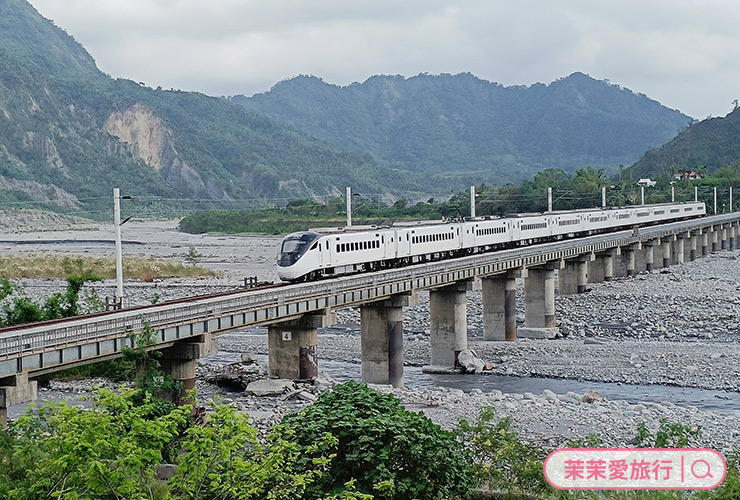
[{"x1": 276, "y1": 201, "x2": 706, "y2": 281}]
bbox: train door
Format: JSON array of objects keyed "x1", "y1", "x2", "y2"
[{"x1": 319, "y1": 238, "x2": 331, "y2": 268}]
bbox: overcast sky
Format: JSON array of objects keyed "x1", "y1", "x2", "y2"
[{"x1": 28, "y1": 0, "x2": 740, "y2": 119}]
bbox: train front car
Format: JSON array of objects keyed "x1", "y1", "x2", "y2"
[{"x1": 277, "y1": 231, "x2": 321, "y2": 281}]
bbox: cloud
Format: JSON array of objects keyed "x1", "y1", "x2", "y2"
[{"x1": 29, "y1": 0, "x2": 740, "y2": 117}]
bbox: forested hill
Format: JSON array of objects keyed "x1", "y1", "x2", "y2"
[
  {"x1": 0, "y1": 0, "x2": 431, "y2": 216},
  {"x1": 631, "y1": 107, "x2": 740, "y2": 177},
  {"x1": 233, "y1": 73, "x2": 692, "y2": 182}
]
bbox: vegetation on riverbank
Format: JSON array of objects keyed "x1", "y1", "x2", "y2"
[
  {"x1": 1, "y1": 379, "x2": 737, "y2": 499},
  {"x1": 0, "y1": 253, "x2": 218, "y2": 280},
  {"x1": 178, "y1": 164, "x2": 740, "y2": 235}
]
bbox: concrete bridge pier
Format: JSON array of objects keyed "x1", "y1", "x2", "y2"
[
  {"x1": 711, "y1": 227, "x2": 719, "y2": 253},
  {"x1": 721, "y1": 225, "x2": 728, "y2": 250},
  {"x1": 661, "y1": 236, "x2": 674, "y2": 268},
  {"x1": 426, "y1": 281, "x2": 472, "y2": 371},
  {"x1": 361, "y1": 293, "x2": 417, "y2": 388},
  {"x1": 639, "y1": 239, "x2": 658, "y2": 272},
  {"x1": 0, "y1": 373, "x2": 37, "y2": 429},
  {"x1": 160, "y1": 334, "x2": 218, "y2": 405},
  {"x1": 702, "y1": 229, "x2": 709, "y2": 256},
  {"x1": 730, "y1": 224, "x2": 736, "y2": 251},
  {"x1": 735, "y1": 222, "x2": 740, "y2": 249},
  {"x1": 621, "y1": 243, "x2": 639, "y2": 277},
  {"x1": 482, "y1": 270, "x2": 521, "y2": 341},
  {"x1": 688, "y1": 231, "x2": 698, "y2": 261},
  {"x1": 520, "y1": 260, "x2": 563, "y2": 339},
  {"x1": 589, "y1": 249, "x2": 617, "y2": 283},
  {"x1": 673, "y1": 234, "x2": 686, "y2": 265},
  {"x1": 267, "y1": 310, "x2": 335, "y2": 381},
  {"x1": 559, "y1": 255, "x2": 591, "y2": 294}
]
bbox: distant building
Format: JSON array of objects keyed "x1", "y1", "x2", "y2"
[
  {"x1": 638, "y1": 178, "x2": 657, "y2": 187},
  {"x1": 673, "y1": 171, "x2": 701, "y2": 180}
]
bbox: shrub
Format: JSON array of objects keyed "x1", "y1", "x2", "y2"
[
  {"x1": 277, "y1": 381, "x2": 475, "y2": 500},
  {"x1": 457, "y1": 406, "x2": 549, "y2": 497}
]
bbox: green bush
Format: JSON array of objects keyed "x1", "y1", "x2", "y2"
[
  {"x1": 0, "y1": 388, "x2": 190, "y2": 499},
  {"x1": 277, "y1": 380, "x2": 475, "y2": 500},
  {"x1": 457, "y1": 406, "x2": 549, "y2": 497}
]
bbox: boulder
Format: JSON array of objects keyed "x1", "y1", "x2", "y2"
[
  {"x1": 245, "y1": 378, "x2": 295, "y2": 396},
  {"x1": 457, "y1": 349, "x2": 486, "y2": 374},
  {"x1": 581, "y1": 389, "x2": 606, "y2": 404},
  {"x1": 241, "y1": 353, "x2": 258, "y2": 363}
]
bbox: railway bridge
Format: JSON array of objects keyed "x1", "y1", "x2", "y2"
[{"x1": 1, "y1": 212, "x2": 739, "y2": 425}]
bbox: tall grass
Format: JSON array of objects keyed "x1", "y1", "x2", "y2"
[{"x1": 0, "y1": 254, "x2": 220, "y2": 280}]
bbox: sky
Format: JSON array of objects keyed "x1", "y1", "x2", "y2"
[{"x1": 28, "y1": 0, "x2": 740, "y2": 119}]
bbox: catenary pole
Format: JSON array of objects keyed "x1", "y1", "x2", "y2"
[{"x1": 114, "y1": 188, "x2": 123, "y2": 307}]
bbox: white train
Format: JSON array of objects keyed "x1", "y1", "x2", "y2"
[{"x1": 277, "y1": 201, "x2": 706, "y2": 281}]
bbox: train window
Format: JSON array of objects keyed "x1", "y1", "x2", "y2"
[
  {"x1": 670, "y1": 209, "x2": 679, "y2": 213},
  {"x1": 336, "y1": 244, "x2": 340, "y2": 252},
  {"x1": 381, "y1": 236, "x2": 384, "y2": 243},
  {"x1": 310, "y1": 242, "x2": 318, "y2": 250},
  {"x1": 685, "y1": 207, "x2": 693, "y2": 211}
]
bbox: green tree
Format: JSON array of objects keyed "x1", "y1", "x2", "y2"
[
  {"x1": 0, "y1": 388, "x2": 190, "y2": 499},
  {"x1": 277, "y1": 381, "x2": 475, "y2": 499},
  {"x1": 171, "y1": 402, "x2": 334, "y2": 500},
  {"x1": 185, "y1": 246, "x2": 203, "y2": 266}
]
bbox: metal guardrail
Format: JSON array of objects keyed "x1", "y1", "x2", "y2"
[{"x1": 1, "y1": 213, "x2": 738, "y2": 366}]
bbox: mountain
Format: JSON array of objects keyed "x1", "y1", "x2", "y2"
[
  {"x1": 233, "y1": 73, "x2": 692, "y2": 183},
  {"x1": 631, "y1": 107, "x2": 740, "y2": 177},
  {"x1": 0, "y1": 0, "x2": 427, "y2": 216}
]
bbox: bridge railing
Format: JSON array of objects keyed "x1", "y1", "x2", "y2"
[{"x1": 0, "y1": 213, "x2": 737, "y2": 361}]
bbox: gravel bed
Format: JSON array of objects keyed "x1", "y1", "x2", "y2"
[{"x1": 6, "y1": 221, "x2": 740, "y2": 453}]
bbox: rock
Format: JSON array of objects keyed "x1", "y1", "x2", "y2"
[
  {"x1": 297, "y1": 391, "x2": 318, "y2": 402},
  {"x1": 457, "y1": 349, "x2": 485, "y2": 373},
  {"x1": 582, "y1": 390, "x2": 606, "y2": 404},
  {"x1": 245, "y1": 379, "x2": 295, "y2": 396},
  {"x1": 584, "y1": 338, "x2": 606, "y2": 345},
  {"x1": 154, "y1": 464, "x2": 177, "y2": 481},
  {"x1": 313, "y1": 371, "x2": 336, "y2": 391},
  {"x1": 543, "y1": 389, "x2": 558, "y2": 402},
  {"x1": 241, "y1": 353, "x2": 258, "y2": 363}
]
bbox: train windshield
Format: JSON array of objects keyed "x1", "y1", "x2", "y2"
[{"x1": 278, "y1": 232, "x2": 320, "y2": 267}]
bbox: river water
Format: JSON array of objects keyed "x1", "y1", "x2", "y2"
[{"x1": 203, "y1": 351, "x2": 740, "y2": 413}]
